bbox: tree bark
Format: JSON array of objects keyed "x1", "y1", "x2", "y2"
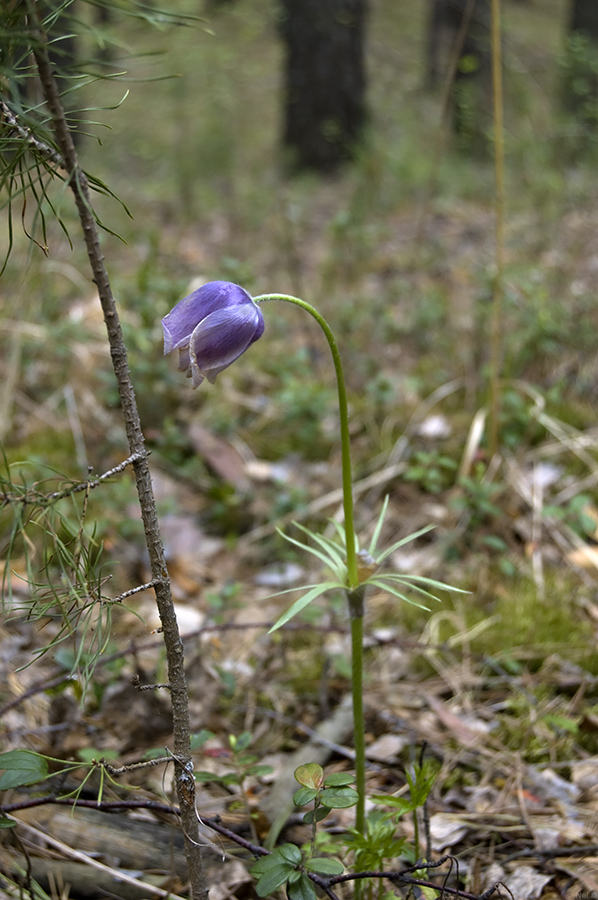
[
  {"x1": 425, "y1": 0, "x2": 491, "y2": 147},
  {"x1": 564, "y1": 0, "x2": 598, "y2": 125},
  {"x1": 280, "y1": 0, "x2": 367, "y2": 172}
]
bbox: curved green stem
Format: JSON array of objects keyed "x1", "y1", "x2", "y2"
[
  {"x1": 255, "y1": 293, "x2": 366, "y2": 851},
  {"x1": 254, "y1": 294, "x2": 358, "y2": 589}
]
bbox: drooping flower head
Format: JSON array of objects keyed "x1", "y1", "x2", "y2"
[{"x1": 162, "y1": 281, "x2": 264, "y2": 388}]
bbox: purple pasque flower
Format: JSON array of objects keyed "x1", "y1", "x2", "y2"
[{"x1": 162, "y1": 281, "x2": 264, "y2": 388}]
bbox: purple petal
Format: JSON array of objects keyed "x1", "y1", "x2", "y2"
[
  {"x1": 177, "y1": 346, "x2": 191, "y2": 374},
  {"x1": 189, "y1": 304, "x2": 264, "y2": 384},
  {"x1": 162, "y1": 281, "x2": 254, "y2": 354}
]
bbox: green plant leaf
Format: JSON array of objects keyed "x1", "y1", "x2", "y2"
[
  {"x1": 320, "y1": 786, "x2": 359, "y2": 808},
  {"x1": 250, "y1": 855, "x2": 279, "y2": 875},
  {"x1": 231, "y1": 731, "x2": 253, "y2": 752},
  {"x1": 293, "y1": 786, "x2": 318, "y2": 807},
  {"x1": 0, "y1": 750, "x2": 49, "y2": 789},
  {"x1": 295, "y1": 763, "x2": 324, "y2": 789},
  {"x1": 0, "y1": 817, "x2": 16, "y2": 828},
  {"x1": 246, "y1": 764, "x2": 274, "y2": 777},
  {"x1": 255, "y1": 863, "x2": 295, "y2": 896},
  {"x1": 303, "y1": 806, "x2": 331, "y2": 824},
  {"x1": 287, "y1": 873, "x2": 318, "y2": 900},
  {"x1": 323, "y1": 772, "x2": 355, "y2": 787},
  {"x1": 278, "y1": 843, "x2": 302, "y2": 865},
  {"x1": 190, "y1": 730, "x2": 215, "y2": 749},
  {"x1": 305, "y1": 857, "x2": 344, "y2": 875},
  {"x1": 371, "y1": 793, "x2": 416, "y2": 814}
]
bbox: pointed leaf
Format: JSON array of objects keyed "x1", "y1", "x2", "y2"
[
  {"x1": 269, "y1": 583, "x2": 339, "y2": 632},
  {"x1": 375, "y1": 525, "x2": 435, "y2": 563},
  {"x1": 293, "y1": 523, "x2": 347, "y2": 569},
  {"x1": 374, "y1": 576, "x2": 443, "y2": 602},
  {"x1": 368, "y1": 495, "x2": 390, "y2": 557},
  {"x1": 277, "y1": 529, "x2": 345, "y2": 581},
  {"x1": 366, "y1": 579, "x2": 431, "y2": 610},
  {"x1": 0, "y1": 751, "x2": 49, "y2": 789}
]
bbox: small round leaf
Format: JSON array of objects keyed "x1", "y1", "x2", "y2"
[
  {"x1": 320, "y1": 787, "x2": 359, "y2": 809},
  {"x1": 323, "y1": 772, "x2": 355, "y2": 787},
  {"x1": 294, "y1": 763, "x2": 324, "y2": 790}
]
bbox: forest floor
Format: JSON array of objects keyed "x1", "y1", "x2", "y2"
[{"x1": 3, "y1": 1, "x2": 598, "y2": 899}]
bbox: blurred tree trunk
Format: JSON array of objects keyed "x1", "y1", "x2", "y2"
[
  {"x1": 280, "y1": 0, "x2": 367, "y2": 172},
  {"x1": 425, "y1": 0, "x2": 491, "y2": 149},
  {"x1": 564, "y1": 0, "x2": 598, "y2": 126}
]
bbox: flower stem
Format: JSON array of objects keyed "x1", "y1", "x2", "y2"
[
  {"x1": 348, "y1": 590, "x2": 366, "y2": 837},
  {"x1": 255, "y1": 294, "x2": 367, "y2": 844},
  {"x1": 254, "y1": 294, "x2": 358, "y2": 589}
]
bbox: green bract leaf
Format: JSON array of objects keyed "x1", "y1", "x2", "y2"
[
  {"x1": 295, "y1": 763, "x2": 324, "y2": 789},
  {"x1": 276, "y1": 528, "x2": 345, "y2": 582},
  {"x1": 305, "y1": 857, "x2": 344, "y2": 875},
  {"x1": 368, "y1": 496, "x2": 390, "y2": 557},
  {"x1": 269, "y1": 582, "x2": 340, "y2": 633},
  {"x1": 366, "y1": 579, "x2": 431, "y2": 610},
  {"x1": 374, "y1": 525, "x2": 435, "y2": 564},
  {"x1": 0, "y1": 750, "x2": 49, "y2": 789},
  {"x1": 320, "y1": 786, "x2": 359, "y2": 808}
]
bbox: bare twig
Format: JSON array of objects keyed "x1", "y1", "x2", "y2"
[
  {"x1": 99, "y1": 756, "x2": 173, "y2": 775},
  {"x1": 26, "y1": 9, "x2": 208, "y2": 899},
  {"x1": 0, "y1": 98, "x2": 63, "y2": 168},
  {"x1": 0, "y1": 453, "x2": 145, "y2": 507}
]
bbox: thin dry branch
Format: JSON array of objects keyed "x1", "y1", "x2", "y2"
[{"x1": 26, "y1": 8, "x2": 208, "y2": 899}]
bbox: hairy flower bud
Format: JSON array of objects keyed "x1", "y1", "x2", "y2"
[{"x1": 162, "y1": 281, "x2": 264, "y2": 388}]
